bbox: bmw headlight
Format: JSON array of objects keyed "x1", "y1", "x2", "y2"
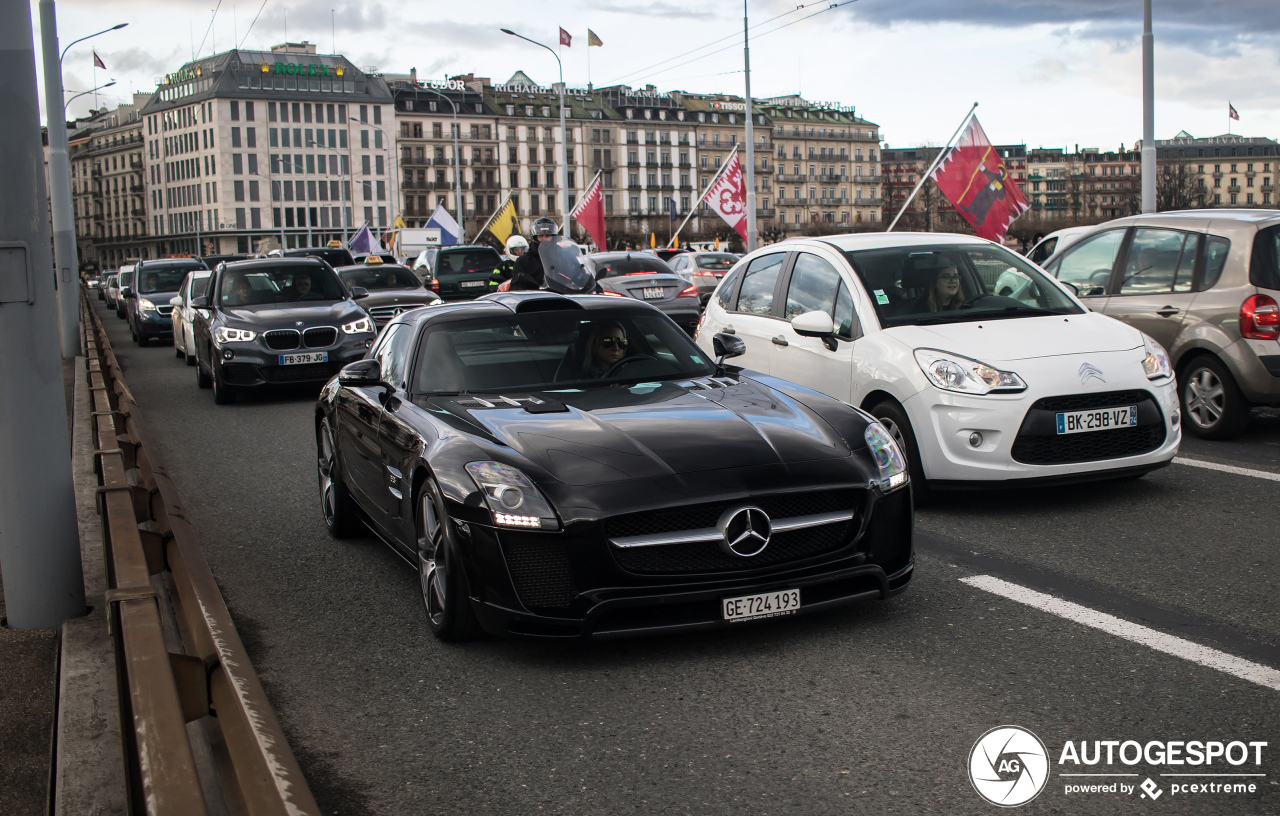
[
  {"x1": 1140, "y1": 333, "x2": 1172, "y2": 381},
  {"x1": 138, "y1": 298, "x2": 157, "y2": 312},
  {"x1": 865, "y1": 422, "x2": 908, "y2": 491},
  {"x1": 213, "y1": 326, "x2": 257, "y2": 345},
  {"x1": 342, "y1": 316, "x2": 374, "y2": 335},
  {"x1": 913, "y1": 348, "x2": 1026, "y2": 395},
  {"x1": 465, "y1": 461, "x2": 559, "y2": 529}
]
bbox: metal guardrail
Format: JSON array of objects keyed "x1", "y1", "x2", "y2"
[{"x1": 81, "y1": 291, "x2": 320, "y2": 816}]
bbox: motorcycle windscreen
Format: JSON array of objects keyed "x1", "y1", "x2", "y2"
[{"x1": 540, "y1": 238, "x2": 594, "y2": 293}]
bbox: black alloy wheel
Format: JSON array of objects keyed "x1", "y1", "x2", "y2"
[
  {"x1": 317, "y1": 418, "x2": 361, "y2": 538},
  {"x1": 211, "y1": 359, "x2": 235, "y2": 404},
  {"x1": 1180, "y1": 355, "x2": 1249, "y2": 440},
  {"x1": 418, "y1": 479, "x2": 482, "y2": 641},
  {"x1": 869, "y1": 399, "x2": 931, "y2": 506}
]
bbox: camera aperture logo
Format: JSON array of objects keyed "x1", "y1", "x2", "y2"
[{"x1": 968, "y1": 726, "x2": 1050, "y2": 807}]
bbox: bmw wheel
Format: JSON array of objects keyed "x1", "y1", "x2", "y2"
[
  {"x1": 1180, "y1": 356, "x2": 1248, "y2": 440},
  {"x1": 870, "y1": 400, "x2": 931, "y2": 505},
  {"x1": 317, "y1": 418, "x2": 360, "y2": 538},
  {"x1": 418, "y1": 479, "x2": 482, "y2": 641}
]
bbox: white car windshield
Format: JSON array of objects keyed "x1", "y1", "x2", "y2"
[{"x1": 842, "y1": 244, "x2": 1084, "y2": 327}]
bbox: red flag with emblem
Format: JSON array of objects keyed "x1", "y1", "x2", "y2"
[
  {"x1": 570, "y1": 171, "x2": 606, "y2": 250},
  {"x1": 559, "y1": 27, "x2": 572, "y2": 47},
  {"x1": 930, "y1": 116, "x2": 1029, "y2": 243},
  {"x1": 702, "y1": 151, "x2": 748, "y2": 244}
]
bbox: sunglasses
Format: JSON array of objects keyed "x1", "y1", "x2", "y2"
[
  {"x1": 599, "y1": 337, "x2": 629, "y2": 349},
  {"x1": 937, "y1": 273, "x2": 960, "y2": 281}
]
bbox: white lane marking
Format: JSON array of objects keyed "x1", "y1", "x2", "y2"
[
  {"x1": 959, "y1": 575, "x2": 1280, "y2": 693},
  {"x1": 1173, "y1": 456, "x2": 1280, "y2": 483}
]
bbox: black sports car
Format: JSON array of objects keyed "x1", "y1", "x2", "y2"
[
  {"x1": 191, "y1": 258, "x2": 377, "y2": 404},
  {"x1": 316, "y1": 291, "x2": 914, "y2": 641}
]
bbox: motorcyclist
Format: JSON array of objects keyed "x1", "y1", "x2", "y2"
[
  {"x1": 490, "y1": 235, "x2": 529, "y2": 291},
  {"x1": 509, "y1": 217, "x2": 559, "y2": 291}
]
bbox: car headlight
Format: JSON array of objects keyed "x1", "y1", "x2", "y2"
[
  {"x1": 864, "y1": 422, "x2": 909, "y2": 491},
  {"x1": 138, "y1": 298, "x2": 157, "y2": 312},
  {"x1": 1140, "y1": 333, "x2": 1172, "y2": 381},
  {"x1": 465, "y1": 461, "x2": 560, "y2": 529},
  {"x1": 913, "y1": 348, "x2": 1026, "y2": 395},
  {"x1": 213, "y1": 326, "x2": 257, "y2": 345},
  {"x1": 342, "y1": 316, "x2": 374, "y2": 335}
]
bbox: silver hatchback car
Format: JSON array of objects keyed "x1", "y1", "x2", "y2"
[{"x1": 1042, "y1": 210, "x2": 1280, "y2": 439}]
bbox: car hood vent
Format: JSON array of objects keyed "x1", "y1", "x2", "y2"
[
  {"x1": 680, "y1": 376, "x2": 739, "y2": 392},
  {"x1": 452, "y1": 395, "x2": 548, "y2": 409}
]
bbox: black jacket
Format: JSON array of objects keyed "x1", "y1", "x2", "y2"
[{"x1": 510, "y1": 244, "x2": 545, "y2": 291}]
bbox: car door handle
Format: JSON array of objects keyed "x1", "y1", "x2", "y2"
[
  {"x1": 772, "y1": 335, "x2": 789, "y2": 347},
  {"x1": 1156, "y1": 306, "x2": 1180, "y2": 317},
  {"x1": 722, "y1": 325, "x2": 735, "y2": 334}
]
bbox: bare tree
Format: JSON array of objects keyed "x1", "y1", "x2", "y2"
[{"x1": 1156, "y1": 162, "x2": 1204, "y2": 212}]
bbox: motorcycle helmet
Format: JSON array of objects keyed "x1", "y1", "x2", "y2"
[{"x1": 531, "y1": 217, "x2": 559, "y2": 237}]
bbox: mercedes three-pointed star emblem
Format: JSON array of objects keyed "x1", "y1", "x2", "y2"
[{"x1": 717, "y1": 506, "x2": 772, "y2": 558}]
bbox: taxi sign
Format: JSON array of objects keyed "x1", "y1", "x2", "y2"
[
  {"x1": 327, "y1": 240, "x2": 343, "y2": 248},
  {"x1": 363, "y1": 255, "x2": 384, "y2": 265}
]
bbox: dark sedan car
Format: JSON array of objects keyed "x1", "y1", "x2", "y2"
[
  {"x1": 335, "y1": 261, "x2": 442, "y2": 328},
  {"x1": 583, "y1": 253, "x2": 701, "y2": 334},
  {"x1": 191, "y1": 258, "x2": 376, "y2": 404},
  {"x1": 316, "y1": 291, "x2": 913, "y2": 641},
  {"x1": 126, "y1": 258, "x2": 208, "y2": 345},
  {"x1": 431, "y1": 245, "x2": 503, "y2": 299}
]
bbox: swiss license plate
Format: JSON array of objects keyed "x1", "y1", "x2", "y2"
[
  {"x1": 460, "y1": 280, "x2": 486, "y2": 288},
  {"x1": 1056, "y1": 405, "x2": 1137, "y2": 434},
  {"x1": 643, "y1": 287, "x2": 664, "y2": 299},
  {"x1": 279, "y1": 352, "x2": 328, "y2": 365},
  {"x1": 722, "y1": 589, "x2": 801, "y2": 623}
]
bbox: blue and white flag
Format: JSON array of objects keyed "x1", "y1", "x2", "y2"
[
  {"x1": 348, "y1": 224, "x2": 376, "y2": 254},
  {"x1": 426, "y1": 203, "x2": 461, "y2": 246}
]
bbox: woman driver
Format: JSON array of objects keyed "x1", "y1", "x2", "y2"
[
  {"x1": 581, "y1": 321, "x2": 628, "y2": 378},
  {"x1": 916, "y1": 265, "x2": 964, "y2": 312}
]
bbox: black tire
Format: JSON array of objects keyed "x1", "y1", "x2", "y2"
[
  {"x1": 136, "y1": 330, "x2": 149, "y2": 347},
  {"x1": 211, "y1": 360, "x2": 235, "y2": 404},
  {"x1": 317, "y1": 418, "x2": 361, "y2": 538},
  {"x1": 175, "y1": 343, "x2": 185, "y2": 359},
  {"x1": 1179, "y1": 355, "x2": 1249, "y2": 440},
  {"x1": 418, "y1": 478, "x2": 483, "y2": 641},
  {"x1": 869, "y1": 400, "x2": 931, "y2": 506},
  {"x1": 196, "y1": 352, "x2": 212, "y2": 389}
]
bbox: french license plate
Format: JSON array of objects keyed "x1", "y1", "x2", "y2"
[
  {"x1": 722, "y1": 589, "x2": 801, "y2": 623},
  {"x1": 279, "y1": 352, "x2": 328, "y2": 365},
  {"x1": 643, "y1": 287, "x2": 664, "y2": 299},
  {"x1": 460, "y1": 280, "x2": 487, "y2": 288},
  {"x1": 1056, "y1": 405, "x2": 1137, "y2": 434}
]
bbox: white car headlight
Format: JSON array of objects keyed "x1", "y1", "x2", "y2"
[
  {"x1": 1140, "y1": 333, "x2": 1172, "y2": 381},
  {"x1": 864, "y1": 422, "x2": 908, "y2": 491},
  {"x1": 342, "y1": 316, "x2": 374, "y2": 335},
  {"x1": 913, "y1": 348, "x2": 1026, "y2": 395},
  {"x1": 138, "y1": 298, "x2": 157, "y2": 312},
  {"x1": 213, "y1": 326, "x2": 257, "y2": 345},
  {"x1": 465, "y1": 461, "x2": 559, "y2": 529}
]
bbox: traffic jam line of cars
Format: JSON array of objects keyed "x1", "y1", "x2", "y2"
[{"x1": 91, "y1": 209, "x2": 1280, "y2": 646}]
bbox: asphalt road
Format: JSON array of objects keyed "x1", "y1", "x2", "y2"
[{"x1": 93, "y1": 298, "x2": 1280, "y2": 815}]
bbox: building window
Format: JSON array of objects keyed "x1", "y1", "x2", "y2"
[{"x1": 230, "y1": 101, "x2": 240, "y2": 121}]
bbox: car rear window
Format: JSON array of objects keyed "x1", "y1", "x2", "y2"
[
  {"x1": 694, "y1": 254, "x2": 737, "y2": 269},
  {"x1": 592, "y1": 258, "x2": 674, "y2": 278},
  {"x1": 287, "y1": 248, "x2": 354, "y2": 267},
  {"x1": 436, "y1": 249, "x2": 501, "y2": 275},
  {"x1": 1249, "y1": 226, "x2": 1280, "y2": 291}
]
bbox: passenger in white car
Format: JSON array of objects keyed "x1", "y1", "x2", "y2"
[{"x1": 912, "y1": 265, "x2": 965, "y2": 312}]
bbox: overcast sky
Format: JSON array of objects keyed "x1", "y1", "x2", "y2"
[{"x1": 33, "y1": 0, "x2": 1279, "y2": 151}]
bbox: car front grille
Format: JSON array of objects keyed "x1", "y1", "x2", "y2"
[
  {"x1": 501, "y1": 535, "x2": 577, "y2": 609},
  {"x1": 1011, "y1": 390, "x2": 1166, "y2": 465},
  {"x1": 262, "y1": 362, "x2": 335, "y2": 383},
  {"x1": 605, "y1": 489, "x2": 862, "y2": 575},
  {"x1": 264, "y1": 330, "x2": 300, "y2": 350},
  {"x1": 157, "y1": 305, "x2": 174, "y2": 316},
  {"x1": 368, "y1": 304, "x2": 428, "y2": 322},
  {"x1": 303, "y1": 327, "x2": 337, "y2": 348}
]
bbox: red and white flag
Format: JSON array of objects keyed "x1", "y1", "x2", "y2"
[
  {"x1": 93, "y1": 50, "x2": 106, "y2": 70},
  {"x1": 559, "y1": 27, "x2": 572, "y2": 47},
  {"x1": 702, "y1": 151, "x2": 748, "y2": 244},
  {"x1": 1229, "y1": 102, "x2": 1240, "y2": 121},
  {"x1": 570, "y1": 171, "x2": 606, "y2": 250},
  {"x1": 931, "y1": 116, "x2": 1029, "y2": 243}
]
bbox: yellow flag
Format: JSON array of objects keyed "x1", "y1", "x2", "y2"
[
  {"x1": 485, "y1": 195, "x2": 520, "y2": 246},
  {"x1": 650, "y1": 232, "x2": 656, "y2": 248},
  {"x1": 673, "y1": 235, "x2": 679, "y2": 249},
  {"x1": 393, "y1": 215, "x2": 406, "y2": 229}
]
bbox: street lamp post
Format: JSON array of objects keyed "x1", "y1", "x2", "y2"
[
  {"x1": 502, "y1": 28, "x2": 570, "y2": 235},
  {"x1": 413, "y1": 87, "x2": 464, "y2": 240},
  {"x1": 39, "y1": 3, "x2": 127, "y2": 358},
  {"x1": 63, "y1": 81, "x2": 116, "y2": 113}
]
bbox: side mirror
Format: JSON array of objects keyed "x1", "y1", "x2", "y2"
[
  {"x1": 190, "y1": 295, "x2": 209, "y2": 309},
  {"x1": 123, "y1": 288, "x2": 135, "y2": 299},
  {"x1": 712, "y1": 331, "x2": 746, "y2": 366},
  {"x1": 169, "y1": 296, "x2": 183, "y2": 308},
  {"x1": 338, "y1": 359, "x2": 385, "y2": 388},
  {"x1": 1061, "y1": 281, "x2": 1080, "y2": 297},
  {"x1": 349, "y1": 286, "x2": 369, "y2": 300},
  {"x1": 791, "y1": 310, "x2": 835, "y2": 338}
]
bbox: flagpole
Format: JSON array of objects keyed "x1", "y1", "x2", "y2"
[
  {"x1": 886, "y1": 102, "x2": 977, "y2": 233},
  {"x1": 669, "y1": 144, "x2": 738, "y2": 247}
]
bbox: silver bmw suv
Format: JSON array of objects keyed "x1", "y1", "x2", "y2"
[{"x1": 1042, "y1": 210, "x2": 1280, "y2": 439}]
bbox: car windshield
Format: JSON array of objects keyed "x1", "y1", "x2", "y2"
[
  {"x1": 339, "y1": 265, "x2": 421, "y2": 290},
  {"x1": 592, "y1": 257, "x2": 673, "y2": 278},
  {"x1": 842, "y1": 243, "x2": 1084, "y2": 327},
  {"x1": 412, "y1": 309, "x2": 716, "y2": 394},
  {"x1": 138, "y1": 266, "x2": 200, "y2": 294},
  {"x1": 694, "y1": 253, "x2": 737, "y2": 269},
  {"x1": 218, "y1": 265, "x2": 346, "y2": 306},
  {"x1": 436, "y1": 249, "x2": 501, "y2": 276}
]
